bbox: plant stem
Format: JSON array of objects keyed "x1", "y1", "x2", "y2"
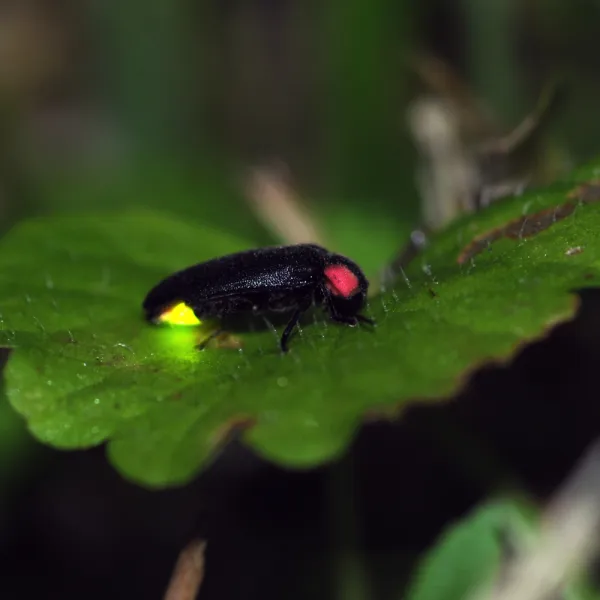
[
  {"x1": 462, "y1": 0, "x2": 526, "y2": 124},
  {"x1": 321, "y1": 0, "x2": 411, "y2": 198},
  {"x1": 328, "y1": 449, "x2": 370, "y2": 600},
  {"x1": 85, "y1": 0, "x2": 198, "y2": 152}
]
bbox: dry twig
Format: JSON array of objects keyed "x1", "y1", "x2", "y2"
[
  {"x1": 163, "y1": 540, "x2": 207, "y2": 600},
  {"x1": 242, "y1": 163, "x2": 327, "y2": 247}
]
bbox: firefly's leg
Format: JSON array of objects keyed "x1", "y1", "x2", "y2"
[
  {"x1": 356, "y1": 314, "x2": 375, "y2": 326},
  {"x1": 196, "y1": 328, "x2": 224, "y2": 351},
  {"x1": 329, "y1": 314, "x2": 358, "y2": 326},
  {"x1": 326, "y1": 294, "x2": 374, "y2": 327},
  {"x1": 329, "y1": 310, "x2": 375, "y2": 327},
  {"x1": 280, "y1": 308, "x2": 304, "y2": 353}
]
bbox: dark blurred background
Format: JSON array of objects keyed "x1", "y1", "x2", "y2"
[{"x1": 2, "y1": 1, "x2": 600, "y2": 598}]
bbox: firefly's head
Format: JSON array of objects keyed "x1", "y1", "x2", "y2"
[{"x1": 322, "y1": 254, "x2": 369, "y2": 321}]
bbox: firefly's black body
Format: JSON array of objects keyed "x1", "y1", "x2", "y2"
[{"x1": 143, "y1": 243, "x2": 373, "y2": 352}]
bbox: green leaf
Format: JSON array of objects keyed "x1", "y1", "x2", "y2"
[
  {"x1": 2, "y1": 161, "x2": 600, "y2": 487},
  {"x1": 404, "y1": 497, "x2": 535, "y2": 600}
]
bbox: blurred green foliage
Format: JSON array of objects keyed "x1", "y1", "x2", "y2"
[
  {"x1": 404, "y1": 497, "x2": 535, "y2": 600},
  {"x1": 405, "y1": 496, "x2": 600, "y2": 600}
]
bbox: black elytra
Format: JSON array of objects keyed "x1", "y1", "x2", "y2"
[{"x1": 142, "y1": 243, "x2": 374, "y2": 352}]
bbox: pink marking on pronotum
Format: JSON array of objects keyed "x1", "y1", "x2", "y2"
[{"x1": 324, "y1": 264, "x2": 360, "y2": 298}]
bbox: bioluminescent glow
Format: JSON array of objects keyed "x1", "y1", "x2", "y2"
[{"x1": 158, "y1": 302, "x2": 201, "y2": 326}]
